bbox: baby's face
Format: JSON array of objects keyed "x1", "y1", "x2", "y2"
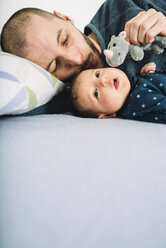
[{"x1": 74, "y1": 68, "x2": 131, "y2": 117}]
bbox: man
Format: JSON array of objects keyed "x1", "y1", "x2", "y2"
[
  {"x1": 1, "y1": 0, "x2": 166, "y2": 113},
  {"x1": 0, "y1": 8, "x2": 104, "y2": 83}
]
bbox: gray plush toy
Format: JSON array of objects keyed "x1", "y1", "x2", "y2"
[{"x1": 104, "y1": 31, "x2": 166, "y2": 67}]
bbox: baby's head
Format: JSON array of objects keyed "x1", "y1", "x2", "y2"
[{"x1": 71, "y1": 67, "x2": 131, "y2": 118}]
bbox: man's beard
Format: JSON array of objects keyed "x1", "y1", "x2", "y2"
[{"x1": 82, "y1": 32, "x2": 104, "y2": 70}]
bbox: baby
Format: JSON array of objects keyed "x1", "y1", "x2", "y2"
[{"x1": 71, "y1": 63, "x2": 166, "y2": 124}]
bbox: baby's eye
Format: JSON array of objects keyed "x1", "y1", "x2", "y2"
[
  {"x1": 95, "y1": 71, "x2": 100, "y2": 78},
  {"x1": 94, "y1": 89, "x2": 98, "y2": 99}
]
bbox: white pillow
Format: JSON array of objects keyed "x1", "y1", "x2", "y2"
[{"x1": 0, "y1": 51, "x2": 64, "y2": 116}]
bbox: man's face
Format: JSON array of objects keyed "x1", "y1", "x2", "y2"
[{"x1": 26, "y1": 15, "x2": 104, "y2": 81}]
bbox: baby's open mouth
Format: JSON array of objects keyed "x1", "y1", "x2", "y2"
[{"x1": 113, "y1": 77, "x2": 120, "y2": 89}]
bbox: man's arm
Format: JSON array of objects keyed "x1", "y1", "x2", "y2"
[{"x1": 125, "y1": 8, "x2": 166, "y2": 46}]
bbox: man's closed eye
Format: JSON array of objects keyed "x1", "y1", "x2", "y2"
[{"x1": 63, "y1": 35, "x2": 69, "y2": 46}]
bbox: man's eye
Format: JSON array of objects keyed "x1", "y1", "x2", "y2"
[
  {"x1": 52, "y1": 60, "x2": 59, "y2": 73},
  {"x1": 94, "y1": 89, "x2": 98, "y2": 99},
  {"x1": 95, "y1": 71, "x2": 100, "y2": 78},
  {"x1": 63, "y1": 35, "x2": 69, "y2": 46}
]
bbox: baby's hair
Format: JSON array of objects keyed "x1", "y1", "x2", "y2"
[
  {"x1": 70, "y1": 98, "x2": 97, "y2": 118},
  {"x1": 70, "y1": 76, "x2": 97, "y2": 118}
]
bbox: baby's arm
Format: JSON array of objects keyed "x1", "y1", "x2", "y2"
[{"x1": 140, "y1": 62, "x2": 156, "y2": 76}]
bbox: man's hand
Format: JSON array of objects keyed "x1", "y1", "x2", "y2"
[
  {"x1": 125, "y1": 9, "x2": 166, "y2": 46},
  {"x1": 140, "y1": 62, "x2": 156, "y2": 76}
]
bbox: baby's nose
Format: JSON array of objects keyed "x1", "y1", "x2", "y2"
[{"x1": 99, "y1": 77, "x2": 107, "y2": 87}]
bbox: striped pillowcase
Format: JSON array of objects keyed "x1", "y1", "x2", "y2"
[{"x1": 0, "y1": 52, "x2": 64, "y2": 116}]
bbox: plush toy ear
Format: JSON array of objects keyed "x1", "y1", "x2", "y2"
[
  {"x1": 98, "y1": 113, "x2": 117, "y2": 119},
  {"x1": 104, "y1": 49, "x2": 113, "y2": 58},
  {"x1": 111, "y1": 35, "x2": 115, "y2": 41},
  {"x1": 119, "y1": 31, "x2": 127, "y2": 39}
]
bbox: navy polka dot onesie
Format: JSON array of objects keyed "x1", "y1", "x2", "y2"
[{"x1": 117, "y1": 72, "x2": 166, "y2": 124}]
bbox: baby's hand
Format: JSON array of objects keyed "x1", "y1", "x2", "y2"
[{"x1": 140, "y1": 62, "x2": 156, "y2": 76}]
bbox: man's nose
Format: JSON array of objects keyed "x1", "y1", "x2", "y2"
[{"x1": 60, "y1": 50, "x2": 83, "y2": 66}]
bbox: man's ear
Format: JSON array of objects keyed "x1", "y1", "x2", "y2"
[
  {"x1": 53, "y1": 10, "x2": 74, "y2": 24},
  {"x1": 98, "y1": 113, "x2": 117, "y2": 119}
]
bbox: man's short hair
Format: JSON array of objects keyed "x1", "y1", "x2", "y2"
[{"x1": 0, "y1": 7, "x2": 59, "y2": 57}]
